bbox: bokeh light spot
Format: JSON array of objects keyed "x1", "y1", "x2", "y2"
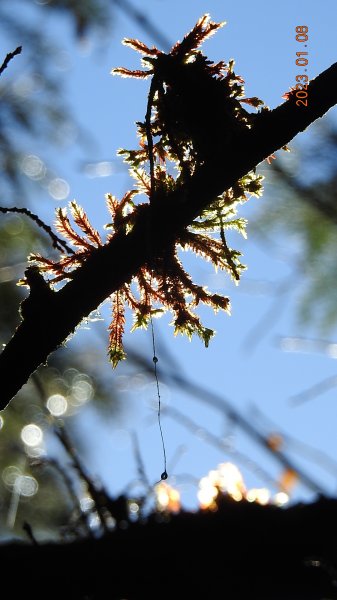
[
  {"x1": 48, "y1": 178, "x2": 70, "y2": 200},
  {"x1": 84, "y1": 161, "x2": 116, "y2": 178},
  {"x1": 80, "y1": 496, "x2": 95, "y2": 512},
  {"x1": 71, "y1": 379, "x2": 93, "y2": 405},
  {"x1": 2, "y1": 465, "x2": 21, "y2": 487},
  {"x1": 16, "y1": 475, "x2": 39, "y2": 497},
  {"x1": 246, "y1": 488, "x2": 270, "y2": 505},
  {"x1": 88, "y1": 512, "x2": 100, "y2": 530},
  {"x1": 129, "y1": 501, "x2": 139, "y2": 514},
  {"x1": 155, "y1": 482, "x2": 181, "y2": 513},
  {"x1": 21, "y1": 154, "x2": 46, "y2": 180},
  {"x1": 274, "y1": 492, "x2": 289, "y2": 506},
  {"x1": 21, "y1": 423, "x2": 43, "y2": 447},
  {"x1": 25, "y1": 445, "x2": 45, "y2": 459},
  {"x1": 4, "y1": 215, "x2": 24, "y2": 235},
  {"x1": 46, "y1": 393, "x2": 68, "y2": 416}
]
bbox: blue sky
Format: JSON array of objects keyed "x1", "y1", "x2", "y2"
[{"x1": 3, "y1": 0, "x2": 337, "y2": 518}]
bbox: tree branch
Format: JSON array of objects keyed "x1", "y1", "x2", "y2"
[
  {"x1": 0, "y1": 46, "x2": 22, "y2": 77},
  {"x1": 1, "y1": 62, "x2": 337, "y2": 410}
]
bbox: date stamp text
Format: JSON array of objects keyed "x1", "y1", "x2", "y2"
[{"x1": 295, "y1": 26, "x2": 309, "y2": 107}]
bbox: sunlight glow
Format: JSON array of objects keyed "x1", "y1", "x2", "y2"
[
  {"x1": 155, "y1": 482, "x2": 181, "y2": 513},
  {"x1": 198, "y1": 463, "x2": 290, "y2": 509},
  {"x1": 197, "y1": 483, "x2": 218, "y2": 510},
  {"x1": 246, "y1": 488, "x2": 270, "y2": 505},
  {"x1": 217, "y1": 463, "x2": 246, "y2": 500},
  {"x1": 273, "y1": 492, "x2": 290, "y2": 506}
]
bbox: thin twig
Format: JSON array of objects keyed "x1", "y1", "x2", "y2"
[
  {"x1": 33, "y1": 456, "x2": 93, "y2": 538},
  {"x1": 0, "y1": 206, "x2": 74, "y2": 254},
  {"x1": 145, "y1": 76, "x2": 158, "y2": 205},
  {"x1": 241, "y1": 271, "x2": 299, "y2": 353},
  {"x1": 55, "y1": 425, "x2": 110, "y2": 533},
  {"x1": 22, "y1": 521, "x2": 39, "y2": 546},
  {"x1": 126, "y1": 344, "x2": 325, "y2": 495},
  {"x1": 131, "y1": 431, "x2": 151, "y2": 489},
  {"x1": 0, "y1": 46, "x2": 22, "y2": 77},
  {"x1": 217, "y1": 207, "x2": 240, "y2": 281},
  {"x1": 253, "y1": 403, "x2": 337, "y2": 480},
  {"x1": 290, "y1": 374, "x2": 337, "y2": 406},
  {"x1": 30, "y1": 374, "x2": 94, "y2": 538},
  {"x1": 163, "y1": 405, "x2": 284, "y2": 492}
]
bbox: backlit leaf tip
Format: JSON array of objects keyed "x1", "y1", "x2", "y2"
[
  {"x1": 70, "y1": 201, "x2": 102, "y2": 247},
  {"x1": 122, "y1": 38, "x2": 161, "y2": 57},
  {"x1": 171, "y1": 14, "x2": 226, "y2": 58},
  {"x1": 111, "y1": 67, "x2": 152, "y2": 79},
  {"x1": 55, "y1": 205, "x2": 91, "y2": 250},
  {"x1": 108, "y1": 291, "x2": 127, "y2": 368},
  {"x1": 111, "y1": 38, "x2": 161, "y2": 79}
]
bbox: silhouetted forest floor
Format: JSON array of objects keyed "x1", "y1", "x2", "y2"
[{"x1": 1, "y1": 494, "x2": 337, "y2": 599}]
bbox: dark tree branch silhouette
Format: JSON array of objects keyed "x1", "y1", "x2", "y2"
[
  {"x1": 0, "y1": 206, "x2": 74, "y2": 254},
  {"x1": 0, "y1": 19, "x2": 337, "y2": 410},
  {"x1": 2, "y1": 495, "x2": 337, "y2": 600},
  {"x1": 0, "y1": 46, "x2": 21, "y2": 77}
]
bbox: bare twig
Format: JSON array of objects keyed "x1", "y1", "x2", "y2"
[
  {"x1": 290, "y1": 374, "x2": 337, "y2": 405},
  {"x1": 0, "y1": 46, "x2": 22, "y2": 77},
  {"x1": 145, "y1": 76, "x2": 158, "y2": 204},
  {"x1": 163, "y1": 405, "x2": 284, "y2": 492},
  {"x1": 131, "y1": 431, "x2": 151, "y2": 489},
  {"x1": 55, "y1": 425, "x2": 110, "y2": 533},
  {"x1": 22, "y1": 521, "x2": 39, "y2": 546},
  {"x1": 242, "y1": 271, "x2": 298, "y2": 353},
  {"x1": 249, "y1": 403, "x2": 337, "y2": 479},
  {"x1": 0, "y1": 206, "x2": 74, "y2": 254},
  {"x1": 126, "y1": 344, "x2": 325, "y2": 495},
  {"x1": 33, "y1": 456, "x2": 93, "y2": 538}
]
